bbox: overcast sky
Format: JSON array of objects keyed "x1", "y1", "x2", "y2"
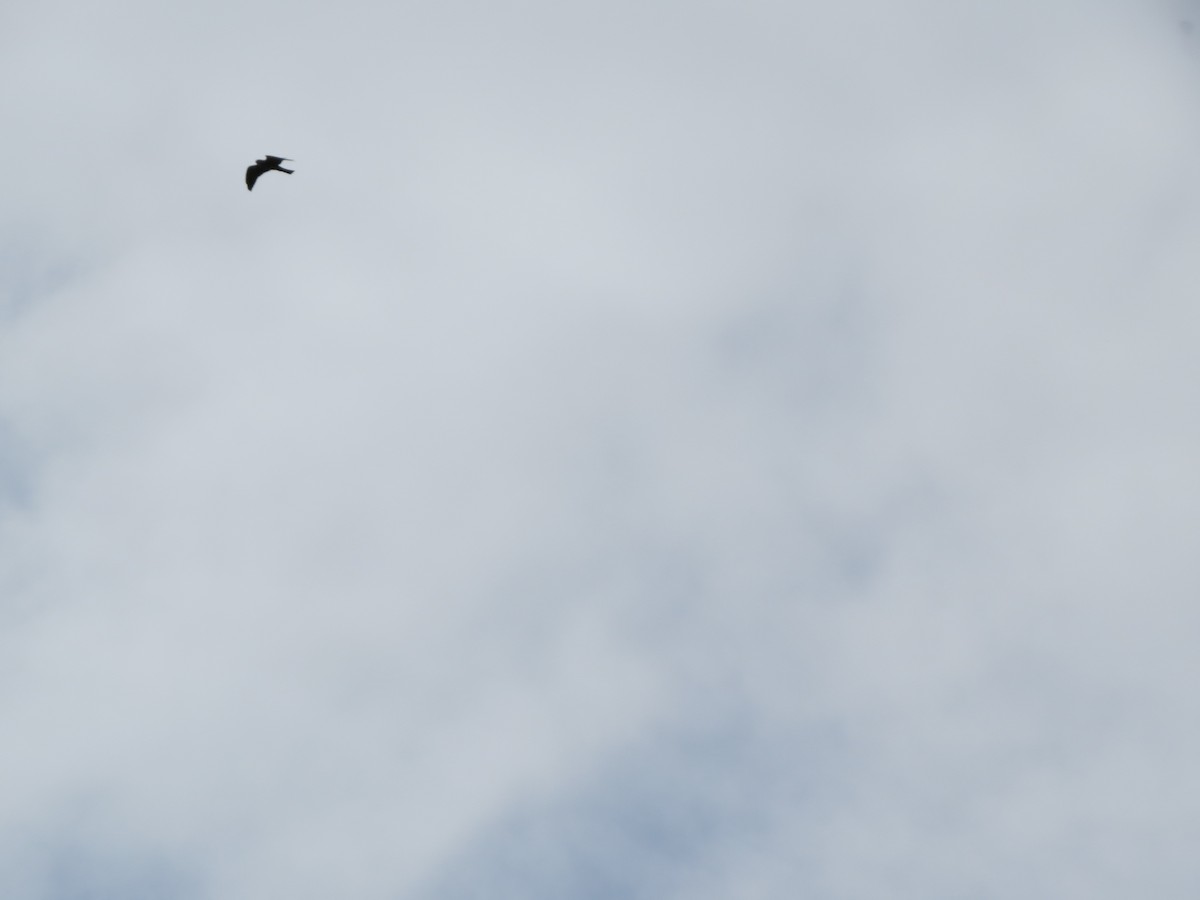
[{"x1": 3, "y1": 1, "x2": 1200, "y2": 897}]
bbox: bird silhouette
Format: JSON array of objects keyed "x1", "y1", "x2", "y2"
[{"x1": 246, "y1": 155, "x2": 294, "y2": 191}]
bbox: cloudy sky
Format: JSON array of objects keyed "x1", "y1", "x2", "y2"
[{"x1": 3, "y1": 0, "x2": 1200, "y2": 897}]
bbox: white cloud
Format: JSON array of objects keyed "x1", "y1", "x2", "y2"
[{"x1": 2, "y1": 1, "x2": 1200, "y2": 897}]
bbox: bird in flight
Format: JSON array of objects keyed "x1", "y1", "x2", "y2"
[{"x1": 246, "y1": 155, "x2": 294, "y2": 191}]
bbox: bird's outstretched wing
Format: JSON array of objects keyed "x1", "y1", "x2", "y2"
[
  {"x1": 246, "y1": 165, "x2": 262, "y2": 191},
  {"x1": 264, "y1": 156, "x2": 291, "y2": 165}
]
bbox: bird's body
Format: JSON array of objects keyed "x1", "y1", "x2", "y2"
[{"x1": 246, "y1": 155, "x2": 294, "y2": 190}]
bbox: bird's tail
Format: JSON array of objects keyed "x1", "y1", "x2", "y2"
[{"x1": 279, "y1": 167, "x2": 294, "y2": 175}]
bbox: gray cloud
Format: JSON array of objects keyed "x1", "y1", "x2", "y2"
[{"x1": 3, "y1": 0, "x2": 1200, "y2": 897}]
